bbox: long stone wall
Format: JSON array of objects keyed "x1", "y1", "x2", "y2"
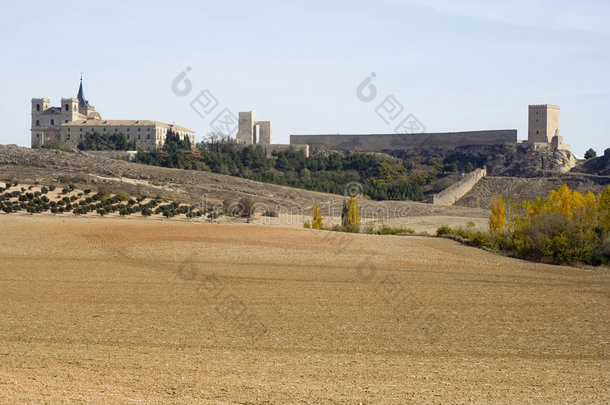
[
  {"x1": 433, "y1": 168, "x2": 487, "y2": 206},
  {"x1": 290, "y1": 130, "x2": 517, "y2": 152}
]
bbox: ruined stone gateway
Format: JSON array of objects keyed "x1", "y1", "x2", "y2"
[{"x1": 235, "y1": 111, "x2": 309, "y2": 157}]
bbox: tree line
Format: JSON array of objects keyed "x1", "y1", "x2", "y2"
[
  {"x1": 132, "y1": 131, "x2": 462, "y2": 201},
  {"x1": 439, "y1": 184, "x2": 610, "y2": 266}
]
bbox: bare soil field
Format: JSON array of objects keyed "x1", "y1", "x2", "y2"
[{"x1": 0, "y1": 216, "x2": 608, "y2": 404}]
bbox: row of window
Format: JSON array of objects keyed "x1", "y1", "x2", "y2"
[
  {"x1": 35, "y1": 132, "x2": 188, "y2": 143},
  {"x1": 34, "y1": 103, "x2": 77, "y2": 112},
  {"x1": 65, "y1": 127, "x2": 150, "y2": 133},
  {"x1": 35, "y1": 119, "x2": 70, "y2": 127},
  {"x1": 33, "y1": 121, "x2": 182, "y2": 138}
]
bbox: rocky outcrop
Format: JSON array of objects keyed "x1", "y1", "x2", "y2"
[
  {"x1": 572, "y1": 148, "x2": 610, "y2": 176},
  {"x1": 445, "y1": 143, "x2": 576, "y2": 177}
]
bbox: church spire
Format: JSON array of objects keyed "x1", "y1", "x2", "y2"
[{"x1": 77, "y1": 74, "x2": 89, "y2": 108}]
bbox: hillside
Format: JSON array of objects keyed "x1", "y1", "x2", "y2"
[
  {"x1": 0, "y1": 145, "x2": 489, "y2": 221},
  {"x1": 456, "y1": 174, "x2": 610, "y2": 209}
]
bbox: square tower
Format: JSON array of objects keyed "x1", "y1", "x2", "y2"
[
  {"x1": 236, "y1": 111, "x2": 256, "y2": 145},
  {"x1": 60, "y1": 98, "x2": 80, "y2": 123},
  {"x1": 528, "y1": 104, "x2": 560, "y2": 143},
  {"x1": 31, "y1": 98, "x2": 51, "y2": 147},
  {"x1": 257, "y1": 121, "x2": 273, "y2": 144}
]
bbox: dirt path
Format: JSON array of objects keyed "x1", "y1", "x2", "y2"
[{"x1": 0, "y1": 216, "x2": 608, "y2": 403}]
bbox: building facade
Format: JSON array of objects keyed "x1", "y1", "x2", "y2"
[{"x1": 31, "y1": 78, "x2": 194, "y2": 150}]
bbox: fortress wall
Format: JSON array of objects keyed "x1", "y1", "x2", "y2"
[
  {"x1": 290, "y1": 130, "x2": 517, "y2": 152},
  {"x1": 433, "y1": 168, "x2": 487, "y2": 206}
]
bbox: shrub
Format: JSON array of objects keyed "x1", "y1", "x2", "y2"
[
  {"x1": 512, "y1": 212, "x2": 600, "y2": 265},
  {"x1": 238, "y1": 196, "x2": 254, "y2": 217},
  {"x1": 436, "y1": 225, "x2": 454, "y2": 236},
  {"x1": 303, "y1": 220, "x2": 311, "y2": 229},
  {"x1": 98, "y1": 186, "x2": 110, "y2": 197},
  {"x1": 116, "y1": 191, "x2": 130, "y2": 201},
  {"x1": 342, "y1": 224, "x2": 360, "y2": 233},
  {"x1": 375, "y1": 224, "x2": 415, "y2": 235}
]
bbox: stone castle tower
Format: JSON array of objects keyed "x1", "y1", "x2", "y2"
[
  {"x1": 236, "y1": 111, "x2": 273, "y2": 145},
  {"x1": 527, "y1": 104, "x2": 569, "y2": 151}
]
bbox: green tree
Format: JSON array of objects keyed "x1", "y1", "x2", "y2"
[
  {"x1": 584, "y1": 148, "x2": 597, "y2": 159},
  {"x1": 239, "y1": 196, "x2": 254, "y2": 218}
]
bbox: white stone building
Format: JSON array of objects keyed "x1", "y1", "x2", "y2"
[{"x1": 31, "y1": 78, "x2": 194, "y2": 150}]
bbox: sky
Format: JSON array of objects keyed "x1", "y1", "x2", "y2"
[{"x1": 0, "y1": 0, "x2": 608, "y2": 156}]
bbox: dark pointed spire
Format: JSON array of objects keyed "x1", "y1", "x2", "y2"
[{"x1": 77, "y1": 74, "x2": 89, "y2": 108}]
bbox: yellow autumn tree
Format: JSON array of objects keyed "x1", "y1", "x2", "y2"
[
  {"x1": 599, "y1": 186, "x2": 610, "y2": 234},
  {"x1": 548, "y1": 184, "x2": 575, "y2": 219},
  {"x1": 346, "y1": 197, "x2": 360, "y2": 227},
  {"x1": 582, "y1": 191, "x2": 598, "y2": 226},
  {"x1": 312, "y1": 203, "x2": 322, "y2": 229},
  {"x1": 489, "y1": 194, "x2": 505, "y2": 233}
]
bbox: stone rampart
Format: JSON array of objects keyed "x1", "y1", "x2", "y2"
[
  {"x1": 433, "y1": 168, "x2": 487, "y2": 206},
  {"x1": 290, "y1": 130, "x2": 517, "y2": 152}
]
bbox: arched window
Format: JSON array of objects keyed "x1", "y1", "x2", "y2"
[{"x1": 36, "y1": 104, "x2": 40, "y2": 111}]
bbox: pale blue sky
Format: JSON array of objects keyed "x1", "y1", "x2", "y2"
[{"x1": 1, "y1": 0, "x2": 608, "y2": 156}]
